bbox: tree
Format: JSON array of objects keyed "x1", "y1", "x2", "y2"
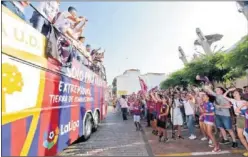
[
  {"x1": 112, "y1": 78, "x2": 117, "y2": 95},
  {"x1": 2, "y1": 63, "x2": 24, "y2": 113},
  {"x1": 160, "y1": 35, "x2": 248, "y2": 89},
  {"x1": 223, "y1": 36, "x2": 248, "y2": 80}
]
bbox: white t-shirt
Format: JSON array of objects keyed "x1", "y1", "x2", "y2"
[
  {"x1": 54, "y1": 12, "x2": 73, "y2": 33},
  {"x1": 183, "y1": 100, "x2": 194, "y2": 116},
  {"x1": 38, "y1": 2, "x2": 59, "y2": 22},
  {"x1": 173, "y1": 99, "x2": 183, "y2": 116},
  {"x1": 119, "y1": 98, "x2": 128, "y2": 108},
  {"x1": 229, "y1": 99, "x2": 247, "y2": 116}
]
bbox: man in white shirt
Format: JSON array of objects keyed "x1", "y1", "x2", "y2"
[
  {"x1": 30, "y1": 1, "x2": 60, "y2": 36},
  {"x1": 77, "y1": 36, "x2": 91, "y2": 67},
  {"x1": 54, "y1": 6, "x2": 87, "y2": 40},
  {"x1": 183, "y1": 94, "x2": 197, "y2": 140},
  {"x1": 119, "y1": 95, "x2": 129, "y2": 120}
]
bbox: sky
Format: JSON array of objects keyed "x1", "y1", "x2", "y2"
[{"x1": 26, "y1": 1, "x2": 248, "y2": 85}]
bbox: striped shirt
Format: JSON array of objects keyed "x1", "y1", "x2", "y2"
[{"x1": 203, "y1": 102, "x2": 215, "y2": 123}]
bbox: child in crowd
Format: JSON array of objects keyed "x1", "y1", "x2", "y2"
[{"x1": 133, "y1": 99, "x2": 142, "y2": 131}]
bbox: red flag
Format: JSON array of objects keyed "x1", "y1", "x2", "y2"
[{"x1": 138, "y1": 77, "x2": 147, "y2": 93}]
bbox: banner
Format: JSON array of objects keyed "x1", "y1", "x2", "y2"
[
  {"x1": 138, "y1": 77, "x2": 147, "y2": 93},
  {"x1": 46, "y1": 26, "x2": 75, "y2": 66}
]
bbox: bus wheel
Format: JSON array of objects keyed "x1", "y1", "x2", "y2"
[
  {"x1": 82, "y1": 114, "x2": 93, "y2": 141},
  {"x1": 93, "y1": 111, "x2": 100, "y2": 132}
]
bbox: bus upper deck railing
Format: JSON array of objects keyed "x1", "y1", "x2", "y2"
[{"x1": 2, "y1": 1, "x2": 107, "y2": 81}]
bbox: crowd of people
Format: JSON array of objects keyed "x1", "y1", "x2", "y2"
[
  {"x1": 112, "y1": 80, "x2": 248, "y2": 156},
  {"x1": 2, "y1": 1, "x2": 105, "y2": 76}
]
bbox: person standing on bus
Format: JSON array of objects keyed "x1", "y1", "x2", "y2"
[
  {"x1": 2, "y1": 0, "x2": 29, "y2": 20},
  {"x1": 30, "y1": 0, "x2": 60, "y2": 36},
  {"x1": 53, "y1": 6, "x2": 85, "y2": 40}
]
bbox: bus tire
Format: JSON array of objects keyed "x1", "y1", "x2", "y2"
[
  {"x1": 82, "y1": 113, "x2": 93, "y2": 141},
  {"x1": 93, "y1": 111, "x2": 100, "y2": 132}
]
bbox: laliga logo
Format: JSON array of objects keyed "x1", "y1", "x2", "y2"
[
  {"x1": 60, "y1": 120, "x2": 80, "y2": 135},
  {"x1": 43, "y1": 120, "x2": 79, "y2": 149},
  {"x1": 43, "y1": 127, "x2": 59, "y2": 150}
]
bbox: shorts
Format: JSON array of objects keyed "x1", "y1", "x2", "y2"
[
  {"x1": 199, "y1": 115, "x2": 205, "y2": 122},
  {"x1": 152, "y1": 111, "x2": 158, "y2": 119},
  {"x1": 204, "y1": 120, "x2": 214, "y2": 126},
  {"x1": 215, "y1": 115, "x2": 232, "y2": 130},
  {"x1": 157, "y1": 119, "x2": 167, "y2": 129},
  {"x1": 149, "y1": 113, "x2": 155, "y2": 121},
  {"x1": 133, "y1": 115, "x2": 141, "y2": 122},
  {"x1": 172, "y1": 114, "x2": 183, "y2": 126},
  {"x1": 236, "y1": 116, "x2": 245, "y2": 129}
]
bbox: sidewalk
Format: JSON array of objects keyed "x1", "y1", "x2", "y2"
[{"x1": 142, "y1": 121, "x2": 245, "y2": 157}]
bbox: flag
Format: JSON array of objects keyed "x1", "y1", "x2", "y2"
[
  {"x1": 138, "y1": 77, "x2": 147, "y2": 93},
  {"x1": 46, "y1": 25, "x2": 74, "y2": 66}
]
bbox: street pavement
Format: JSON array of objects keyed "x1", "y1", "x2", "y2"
[
  {"x1": 60, "y1": 107, "x2": 246, "y2": 156},
  {"x1": 59, "y1": 107, "x2": 149, "y2": 156}
]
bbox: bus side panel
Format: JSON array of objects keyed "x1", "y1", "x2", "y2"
[
  {"x1": 2, "y1": 116, "x2": 32, "y2": 156},
  {"x1": 35, "y1": 67, "x2": 61, "y2": 156},
  {"x1": 69, "y1": 78, "x2": 81, "y2": 143},
  {"x1": 56, "y1": 75, "x2": 72, "y2": 153},
  {"x1": 94, "y1": 84, "x2": 99, "y2": 113},
  {"x1": 79, "y1": 81, "x2": 86, "y2": 137}
]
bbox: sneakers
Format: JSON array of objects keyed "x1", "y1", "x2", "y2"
[
  {"x1": 243, "y1": 152, "x2": 248, "y2": 156},
  {"x1": 232, "y1": 142, "x2": 238, "y2": 148},
  {"x1": 220, "y1": 139, "x2": 231, "y2": 145},
  {"x1": 178, "y1": 135, "x2": 184, "y2": 139},
  {"x1": 163, "y1": 137, "x2": 169, "y2": 143},
  {"x1": 159, "y1": 135, "x2": 163, "y2": 142},
  {"x1": 209, "y1": 144, "x2": 215, "y2": 148},
  {"x1": 212, "y1": 147, "x2": 221, "y2": 152},
  {"x1": 201, "y1": 137, "x2": 208, "y2": 141},
  {"x1": 189, "y1": 135, "x2": 197, "y2": 140},
  {"x1": 209, "y1": 140, "x2": 213, "y2": 145}
]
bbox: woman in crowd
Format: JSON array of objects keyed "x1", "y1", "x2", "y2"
[
  {"x1": 150, "y1": 92, "x2": 159, "y2": 135},
  {"x1": 156, "y1": 94, "x2": 170, "y2": 142},
  {"x1": 195, "y1": 92, "x2": 208, "y2": 141},
  {"x1": 171, "y1": 92, "x2": 184, "y2": 139},
  {"x1": 201, "y1": 92, "x2": 220, "y2": 152},
  {"x1": 224, "y1": 88, "x2": 248, "y2": 155}
]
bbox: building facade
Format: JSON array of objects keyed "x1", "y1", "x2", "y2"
[{"x1": 115, "y1": 69, "x2": 167, "y2": 97}]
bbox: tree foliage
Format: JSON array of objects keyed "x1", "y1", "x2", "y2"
[
  {"x1": 112, "y1": 78, "x2": 117, "y2": 95},
  {"x1": 160, "y1": 36, "x2": 248, "y2": 89}
]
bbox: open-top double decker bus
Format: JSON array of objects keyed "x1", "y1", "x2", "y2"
[{"x1": 2, "y1": 3, "x2": 108, "y2": 156}]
